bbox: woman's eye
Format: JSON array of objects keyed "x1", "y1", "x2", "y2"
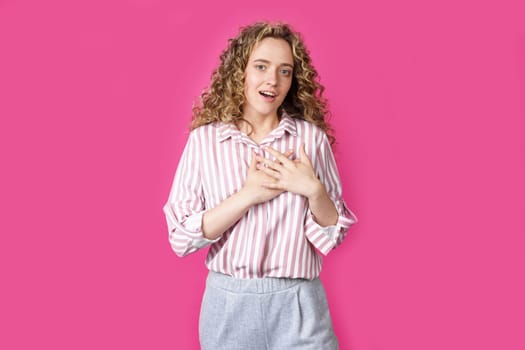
[
  {"x1": 281, "y1": 70, "x2": 292, "y2": 76},
  {"x1": 255, "y1": 65, "x2": 266, "y2": 70}
]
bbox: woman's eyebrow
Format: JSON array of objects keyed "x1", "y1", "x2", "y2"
[{"x1": 253, "y1": 58, "x2": 294, "y2": 69}]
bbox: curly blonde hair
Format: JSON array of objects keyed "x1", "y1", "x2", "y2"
[{"x1": 190, "y1": 20, "x2": 336, "y2": 144}]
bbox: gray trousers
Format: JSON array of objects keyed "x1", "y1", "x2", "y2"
[{"x1": 199, "y1": 271, "x2": 339, "y2": 350}]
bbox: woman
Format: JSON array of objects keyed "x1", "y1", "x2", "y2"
[{"x1": 163, "y1": 20, "x2": 358, "y2": 350}]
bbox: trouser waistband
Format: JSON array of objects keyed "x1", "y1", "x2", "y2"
[{"x1": 206, "y1": 270, "x2": 316, "y2": 294}]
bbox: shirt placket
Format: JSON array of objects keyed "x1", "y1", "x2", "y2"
[{"x1": 238, "y1": 134, "x2": 282, "y2": 240}]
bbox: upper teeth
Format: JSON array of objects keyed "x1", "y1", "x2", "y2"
[{"x1": 260, "y1": 91, "x2": 276, "y2": 97}]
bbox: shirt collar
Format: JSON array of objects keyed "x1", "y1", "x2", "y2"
[{"x1": 218, "y1": 110, "x2": 298, "y2": 143}]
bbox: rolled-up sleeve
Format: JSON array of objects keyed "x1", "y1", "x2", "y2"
[
  {"x1": 162, "y1": 131, "x2": 220, "y2": 257},
  {"x1": 304, "y1": 132, "x2": 358, "y2": 256}
]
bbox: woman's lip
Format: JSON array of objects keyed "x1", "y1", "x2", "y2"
[
  {"x1": 259, "y1": 91, "x2": 276, "y2": 100},
  {"x1": 259, "y1": 91, "x2": 277, "y2": 97}
]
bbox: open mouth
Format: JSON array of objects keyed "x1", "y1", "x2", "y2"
[{"x1": 259, "y1": 90, "x2": 277, "y2": 101}]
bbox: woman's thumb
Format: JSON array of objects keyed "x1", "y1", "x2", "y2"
[
  {"x1": 300, "y1": 143, "x2": 311, "y2": 164},
  {"x1": 300, "y1": 143, "x2": 306, "y2": 158}
]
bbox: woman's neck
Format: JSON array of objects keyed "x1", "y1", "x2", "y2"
[{"x1": 237, "y1": 113, "x2": 280, "y2": 140}]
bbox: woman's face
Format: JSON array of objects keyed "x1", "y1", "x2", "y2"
[{"x1": 242, "y1": 37, "x2": 294, "y2": 121}]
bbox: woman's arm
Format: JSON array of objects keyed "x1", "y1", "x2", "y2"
[
  {"x1": 163, "y1": 131, "x2": 212, "y2": 257},
  {"x1": 304, "y1": 179, "x2": 339, "y2": 227},
  {"x1": 201, "y1": 189, "x2": 253, "y2": 240},
  {"x1": 257, "y1": 143, "x2": 338, "y2": 226},
  {"x1": 201, "y1": 150, "x2": 292, "y2": 240},
  {"x1": 257, "y1": 137, "x2": 357, "y2": 255},
  {"x1": 164, "y1": 132, "x2": 290, "y2": 254}
]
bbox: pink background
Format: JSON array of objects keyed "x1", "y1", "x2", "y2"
[{"x1": 1, "y1": 0, "x2": 523, "y2": 349}]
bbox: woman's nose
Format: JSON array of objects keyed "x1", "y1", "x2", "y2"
[{"x1": 266, "y1": 69, "x2": 278, "y2": 85}]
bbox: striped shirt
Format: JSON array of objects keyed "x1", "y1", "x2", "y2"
[{"x1": 163, "y1": 111, "x2": 358, "y2": 280}]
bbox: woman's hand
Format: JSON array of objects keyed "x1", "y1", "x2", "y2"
[
  {"x1": 255, "y1": 144, "x2": 323, "y2": 200},
  {"x1": 241, "y1": 150, "x2": 294, "y2": 206}
]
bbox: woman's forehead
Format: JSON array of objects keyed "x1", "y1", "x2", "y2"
[{"x1": 249, "y1": 38, "x2": 294, "y2": 65}]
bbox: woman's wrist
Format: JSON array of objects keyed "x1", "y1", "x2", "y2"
[
  {"x1": 306, "y1": 179, "x2": 339, "y2": 227},
  {"x1": 305, "y1": 179, "x2": 325, "y2": 201},
  {"x1": 235, "y1": 187, "x2": 257, "y2": 209}
]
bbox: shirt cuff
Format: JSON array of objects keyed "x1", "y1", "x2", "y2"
[
  {"x1": 307, "y1": 211, "x2": 352, "y2": 243},
  {"x1": 180, "y1": 210, "x2": 222, "y2": 249},
  {"x1": 306, "y1": 201, "x2": 358, "y2": 255}
]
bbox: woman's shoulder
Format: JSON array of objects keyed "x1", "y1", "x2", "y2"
[
  {"x1": 291, "y1": 117, "x2": 328, "y2": 140},
  {"x1": 187, "y1": 121, "x2": 223, "y2": 138},
  {"x1": 176, "y1": 122, "x2": 222, "y2": 150}
]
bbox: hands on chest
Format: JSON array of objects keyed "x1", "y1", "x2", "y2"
[{"x1": 242, "y1": 143, "x2": 323, "y2": 206}]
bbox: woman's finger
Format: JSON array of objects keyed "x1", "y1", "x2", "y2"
[
  {"x1": 283, "y1": 149, "x2": 294, "y2": 159},
  {"x1": 257, "y1": 162, "x2": 282, "y2": 178},
  {"x1": 256, "y1": 155, "x2": 285, "y2": 173},
  {"x1": 261, "y1": 181, "x2": 283, "y2": 190},
  {"x1": 299, "y1": 143, "x2": 312, "y2": 166},
  {"x1": 264, "y1": 147, "x2": 294, "y2": 167}
]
